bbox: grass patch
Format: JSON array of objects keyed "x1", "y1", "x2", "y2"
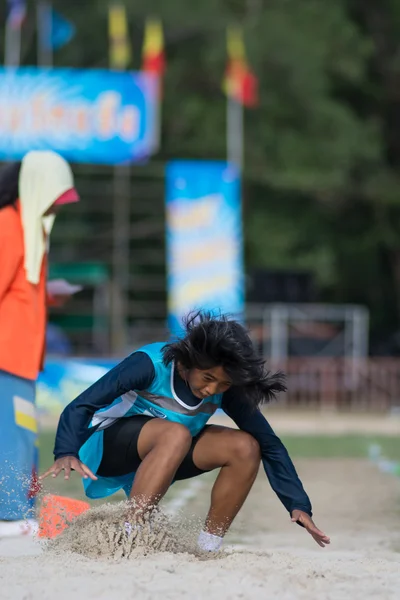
[{"x1": 280, "y1": 434, "x2": 400, "y2": 460}]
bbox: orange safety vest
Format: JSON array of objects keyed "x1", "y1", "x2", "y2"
[{"x1": 0, "y1": 202, "x2": 47, "y2": 381}]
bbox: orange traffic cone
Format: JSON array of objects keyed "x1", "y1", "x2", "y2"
[{"x1": 38, "y1": 494, "x2": 90, "y2": 539}]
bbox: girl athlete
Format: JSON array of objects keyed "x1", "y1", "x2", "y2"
[{"x1": 41, "y1": 313, "x2": 330, "y2": 552}]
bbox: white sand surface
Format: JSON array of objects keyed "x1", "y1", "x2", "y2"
[{"x1": 1, "y1": 458, "x2": 399, "y2": 599}]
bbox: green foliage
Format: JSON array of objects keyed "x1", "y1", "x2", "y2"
[{"x1": 2, "y1": 0, "x2": 400, "y2": 341}]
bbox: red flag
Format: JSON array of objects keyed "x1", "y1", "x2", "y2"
[
  {"x1": 224, "y1": 26, "x2": 258, "y2": 107},
  {"x1": 142, "y1": 18, "x2": 165, "y2": 76}
]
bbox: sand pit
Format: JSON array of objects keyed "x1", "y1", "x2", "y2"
[{"x1": 0, "y1": 458, "x2": 399, "y2": 599}]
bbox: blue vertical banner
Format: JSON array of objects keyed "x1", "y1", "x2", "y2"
[{"x1": 166, "y1": 160, "x2": 244, "y2": 336}]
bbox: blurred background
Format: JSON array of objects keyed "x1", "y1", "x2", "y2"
[{"x1": 2, "y1": 0, "x2": 400, "y2": 426}]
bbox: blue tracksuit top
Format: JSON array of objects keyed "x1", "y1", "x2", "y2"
[{"x1": 54, "y1": 342, "x2": 312, "y2": 514}]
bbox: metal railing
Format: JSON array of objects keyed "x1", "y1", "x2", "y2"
[{"x1": 273, "y1": 358, "x2": 400, "y2": 412}]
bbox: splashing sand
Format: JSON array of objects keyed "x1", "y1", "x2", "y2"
[
  {"x1": 48, "y1": 503, "x2": 176, "y2": 558},
  {"x1": 47, "y1": 502, "x2": 215, "y2": 560}
]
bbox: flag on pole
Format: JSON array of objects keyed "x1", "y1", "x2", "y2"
[
  {"x1": 48, "y1": 9, "x2": 76, "y2": 50},
  {"x1": 108, "y1": 4, "x2": 131, "y2": 70},
  {"x1": 142, "y1": 17, "x2": 165, "y2": 76},
  {"x1": 224, "y1": 25, "x2": 258, "y2": 107},
  {"x1": 6, "y1": 0, "x2": 26, "y2": 29},
  {"x1": 37, "y1": 3, "x2": 75, "y2": 68}
]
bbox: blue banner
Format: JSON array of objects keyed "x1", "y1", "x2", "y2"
[
  {"x1": 0, "y1": 68, "x2": 159, "y2": 164},
  {"x1": 37, "y1": 357, "x2": 117, "y2": 417},
  {"x1": 166, "y1": 160, "x2": 244, "y2": 336}
]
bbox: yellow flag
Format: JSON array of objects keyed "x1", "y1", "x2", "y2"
[
  {"x1": 109, "y1": 4, "x2": 131, "y2": 70},
  {"x1": 227, "y1": 25, "x2": 246, "y2": 62},
  {"x1": 142, "y1": 18, "x2": 165, "y2": 75},
  {"x1": 224, "y1": 25, "x2": 258, "y2": 107}
]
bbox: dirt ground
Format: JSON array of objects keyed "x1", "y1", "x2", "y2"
[{"x1": 0, "y1": 457, "x2": 399, "y2": 600}]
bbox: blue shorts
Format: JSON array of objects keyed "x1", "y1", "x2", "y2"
[{"x1": 0, "y1": 370, "x2": 37, "y2": 521}]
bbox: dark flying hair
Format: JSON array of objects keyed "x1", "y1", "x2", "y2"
[
  {"x1": 0, "y1": 162, "x2": 22, "y2": 210},
  {"x1": 162, "y1": 311, "x2": 286, "y2": 410}
]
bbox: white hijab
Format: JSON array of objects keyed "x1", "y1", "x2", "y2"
[{"x1": 19, "y1": 151, "x2": 75, "y2": 284}]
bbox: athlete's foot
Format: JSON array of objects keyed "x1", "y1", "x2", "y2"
[
  {"x1": 126, "y1": 499, "x2": 157, "y2": 527},
  {"x1": 124, "y1": 521, "x2": 138, "y2": 536},
  {"x1": 124, "y1": 503, "x2": 157, "y2": 538},
  {"x1": 197, "y1": 530, "x2": 223, "y2": 552},
  {"x1": 0, "y1": 519, "x2": 38, "y2": 538}
]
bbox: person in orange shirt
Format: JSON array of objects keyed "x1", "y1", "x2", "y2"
[{"x1": 0, "y1": 151, "x2": 79, "y2": 537}]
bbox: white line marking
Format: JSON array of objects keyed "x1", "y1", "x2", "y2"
[{"x1": 165, "y1": 478, "x2": 206, "y2": 516}]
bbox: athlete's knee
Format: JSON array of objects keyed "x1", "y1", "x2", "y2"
[
  {"x1": 231, "y1": 432, "x2": 261, "y2": 466},
  {"x1": 158, "y1": 422, "x2": 192, "y2": 453}
]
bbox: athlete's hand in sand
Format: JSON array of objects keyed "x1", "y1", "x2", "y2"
[
  {"x1": 291, "y1": 510, "x2": 330, "y2": 548},
  {"x1": 40, "y1": 456, "x2": 98, "y2": 481}
]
